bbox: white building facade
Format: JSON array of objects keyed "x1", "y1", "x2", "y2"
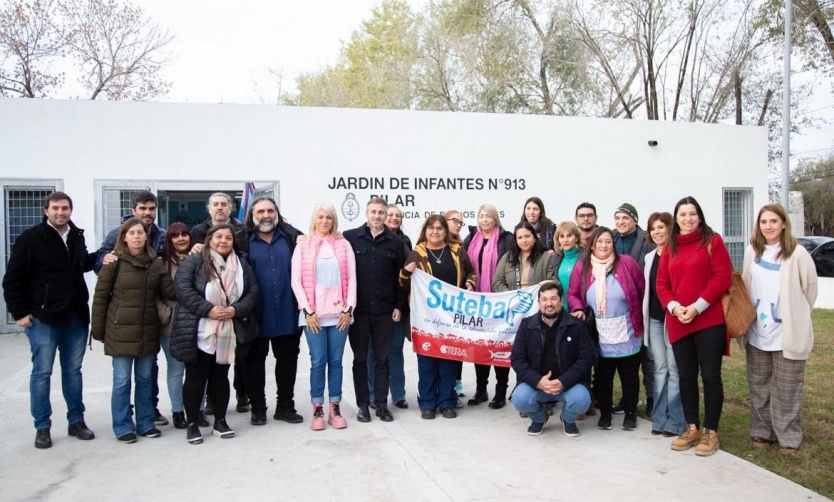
[{"x1": 0, "y1": 98, "x2": 769, "y2": 329}]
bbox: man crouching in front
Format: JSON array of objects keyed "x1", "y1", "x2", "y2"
[{"x1": 511, "y1": 281, "x2": 595, "y2": 436}]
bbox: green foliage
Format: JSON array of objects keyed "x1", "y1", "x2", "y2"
[{"x1": 790, "y1": 155, "x2": 834, "y2": 236}]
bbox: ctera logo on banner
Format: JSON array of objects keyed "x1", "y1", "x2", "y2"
[{"x1": 409, "y1": 269, "x2": 540, "y2": 367}]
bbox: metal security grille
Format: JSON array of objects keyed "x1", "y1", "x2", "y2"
[
  {"x1": 723, "y1": 188, "x2": 754, "y2": 270},
  {"x1": 102, "y1": 187, "x2": 149, "y2": 234},
  {"x1": 5, "y1": 187, "x2": 55, "y2": 263},
  {"x1": 4, "y1": 186, "x2": 56, "y2": 323}
]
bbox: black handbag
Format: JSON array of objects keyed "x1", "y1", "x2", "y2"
[
  {"x1": 582, "y1": 305, "x2": 599, "y2": 346},
  {"x1": 232, "y1": 309, "x2": 260, "y2": 344}
]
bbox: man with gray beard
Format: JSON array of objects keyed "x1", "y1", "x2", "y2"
[{"x1": 236, "y1": 197, "x2": 305, "y2": 425}]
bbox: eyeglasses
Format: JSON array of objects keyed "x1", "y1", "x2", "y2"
[
  {"x1": 447, "y1": 218, "x2": 464, "y2": 226},
  {"x1": 427, "y1": 226, "x2": 446, "y2": 232},
  {"x1": 576, "y1": 213, "x2": 596, "y2": 219}
]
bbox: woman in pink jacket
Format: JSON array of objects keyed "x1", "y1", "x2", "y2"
[
  {"x1": 291, "y1": 204, "x2": 357, "y2": 431},
  {"x1": 568, "y1": 226, "x2": 645, "y2": 432}
]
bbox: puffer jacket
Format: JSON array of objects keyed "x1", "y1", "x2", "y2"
[
  {"x1": 170, "y1": 252, "x2": 260, "y2": 364},
  {"x1": 91, "y1": 253, "x2": 175, "y2": 357}
]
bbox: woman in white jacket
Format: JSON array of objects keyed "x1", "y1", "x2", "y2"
[
  {"x1": 742, "y1": 204, "x2": 817, "y2": 454},
  {"x1": 642, "y1": 212, "x2": 686, "y2": 437}
]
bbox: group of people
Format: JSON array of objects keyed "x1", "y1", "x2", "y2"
[{"x1": 3, "y1": 190, "x2": 817, "y2": 457}]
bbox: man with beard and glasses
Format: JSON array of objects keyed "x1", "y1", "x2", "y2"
[
  {"x1": 236, "y1": 197, "x2": 305, "y2": 426},
  {"x1": 510, "y1": 281, "x2": 595, "y2": 437},
  {"x1": 575, "y1": 202, "x2": 598, "y2": 249}
]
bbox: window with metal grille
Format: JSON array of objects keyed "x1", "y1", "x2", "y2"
[
  {"x1": 5, "y1": 187, "x2": 55, "y2": 263},
  {"x1": 723, "y1": 188, "x2": 754, "y2": 270},
  {"x1": 4, "y1": 186, "x2": 56, "y2": 324},
  {"x1": 102, "y1": 187, "x2": 150, "y2": 236}
]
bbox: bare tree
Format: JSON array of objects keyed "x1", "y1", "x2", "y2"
[
  {"x1": 0, "y1": 0, "x2": 66, "y2": 97},
  {"x1": 62, "y1": 0, "x2": 172, "y2": 100}
]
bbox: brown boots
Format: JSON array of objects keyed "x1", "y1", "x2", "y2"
[{"x1": 671, "y1": 424, "x2": 719, "y2": 456}]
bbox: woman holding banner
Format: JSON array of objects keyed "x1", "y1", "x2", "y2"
[
  {"x1": 400, "y1": 215, "x2": 476, "y2": 419},
  {"x1": 568, "y1": 226, "x2": 645, "y2": 432},
  {"x1": 464, "y1": 204, "x2": 514, "y2": 409}
]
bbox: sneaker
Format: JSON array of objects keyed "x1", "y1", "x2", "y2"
[
  {"x1": 455, "y1": 398, "x2": 464, "y2": 409},
  {"x1": 154, "y1": 408, "x2": 169, "y2": 426},
  {"x1": 186, "y1": 423, "x2": 202, "y2": 444},
  {"x1": 527, "y1": 415, "x2": 549, "y2": 436},
  {"x1": 212, "y1": 419, "x2": 235, "y2": 439},
  {"x1": 597, "y1": 413, "x2": 613, "y2": 430},
  {"x1": 172, "y1": 412, "x2": 187, "y2": 430},
  {"x1": 622, "y1": 413, "x2": 637, "y2": 431},
  {"x1": 561, "y1": 414, "x2": 580, "y2": 437},
  {"x1": 35, "y1": 428, "x2": 52, "y2": 449},
  {"x1": 328, "y1": 403, "x2": 347, "y2": 429},
  {"x1": 695, "y1": 428, "x2": 719, "y2": 456},
  {"x1": 611, "y1": 401, "x2": 625, "y2": 415},
  {"x1": 273, "y1": 406, "x2": 304, "y2": 424},
  {"x1": 197, "y1": 411, "x2": 210, "y2": 428},
  {"x1": 68, "y1": 421, "x2": 95, "y2": 440},
  {"x1": 441, "y1": 408, "x2": 457, "y2": 419},
  {"x1": 671, "y1": 424, "x2": 701, "y2": 451},
  {"x1": 118, "y1": 432, "x2": 137, "y2": 444},
  {"x1": 311, "y1": 404, "x2": 326, "y2": 431},
  {"x1": 421, "y1": 409, "x2": 436, "y2": 420},
  {"x1": 455, "y1": 380, "x2": 465, "y2": 397},
  {"x1": 139, "y1": 427, "x2": 161, "y2": 438}
]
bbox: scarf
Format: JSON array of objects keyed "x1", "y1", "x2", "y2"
[
  {"x1": 590, "y1": 253, "x2": 614, "y2": 317},
  {"x1": 204, "y1": 249, "x2": 241, "y2": 364},
  {"x1": 469, "y1": 230, "x2": 499, "y2": 292}
]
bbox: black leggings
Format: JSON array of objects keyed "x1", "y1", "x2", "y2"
[
  {"x1": 595, "y1": 352, "x2": 641, "y2": 415},
  {"x1": 672, "y1": 325, "x2": 726, "y2": 430},
  {"x1": 184, "y1": 350, "x2": 230, "y2": 424},
  {"x1": 474, "y1": 364, "x2": 510, "y2": 396}
]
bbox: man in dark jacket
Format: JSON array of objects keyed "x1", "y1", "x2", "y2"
[
  {"x1": 2, "y1": 192, "x2": 97, "y2": 449},
  {"x1": 190, "y1": 192, "x2": 244, "y2": 248},
  {"x1": 94, "y1": 190, "x2": 165, "y2": 273},
  {"x1": 237, "y1": 197, "x2": 305, "y2": 426},
  {"x1": 344, "y1": 197, "x2": 406, "y2": 423},
  {"x1": 510, "y1": 281, "x2": 595, "y2": 437},
  {"x1": 612, "y1": 202, "x2": 655, "y2": 417}
]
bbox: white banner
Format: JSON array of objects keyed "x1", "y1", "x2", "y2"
[{"x1": 409, "y1": 269, "x2": 540, "y2": 367}]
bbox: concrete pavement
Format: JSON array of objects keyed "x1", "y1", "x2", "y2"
[{"x1": 0, "y1": 332, "x2": 827, "y2": 502}]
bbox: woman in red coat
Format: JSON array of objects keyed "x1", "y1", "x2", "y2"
[{"x1": 656, "y1": 196, "x2": 732, "y2": 457}]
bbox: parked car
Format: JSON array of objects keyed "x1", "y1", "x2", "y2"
[
  {"x1": 810, "y1": 240, "x2": 834, "y2": 278},
  {"x1": 798, "y1": 236, "x2": 834, "y2": 253}
]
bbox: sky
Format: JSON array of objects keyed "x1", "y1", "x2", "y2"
[{"x1": 132, "y1": 0, "x2": 833, "y2": 166}]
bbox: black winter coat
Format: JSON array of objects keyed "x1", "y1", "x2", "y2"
[
  {"x1": 170, "y1": 252, "x2": 260, "y2": 364},
  {"x1": 90, "y1": 253, "x2": 175, "y2": 357},
  {"x1": 344, "y1": 224, "x2": 407, "y2": 314},
  {"x1": 3, "y1": 218, "x2": 96, "y2": 326},
  {"x1": 511, "y1": 313, "x2": 596, "y2": 392}
]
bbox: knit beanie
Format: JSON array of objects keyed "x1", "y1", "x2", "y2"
[{"x1": 615, "y1": 203, "x2": 638, "y2": 223}]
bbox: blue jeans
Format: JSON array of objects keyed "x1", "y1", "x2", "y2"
[
  {"x1": 305, "y1": 325, "x2": 349, "y2": 404},
  {"x1": 111, "y1": 355, "x2": 155, "y2": 437},
  {"x1": 511, "y1": 382, "x2": 591, "y2": 424},
  {"x1": 416, "y1": 354, "x2": 458, "y2": 411},
  {"x1": 648, "y1": 318, "x2": 686, "y2": 434},
  {"x1": 25, "y1": 314, "x2": 88, "y2": 430},
  {"x1": 368, "y1": 319, "x2": 407, "y2": 403},
  {"x1": 159, "y1": 335, "x2": 185, "y2": 413}
]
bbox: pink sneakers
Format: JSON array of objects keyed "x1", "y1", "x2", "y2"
[
  {"x1": 328, "y1": 402, "x2": 348, "y2": 429},
  {"x1": 311, "y1": 404, "x2": 326, "y2": 431}
]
